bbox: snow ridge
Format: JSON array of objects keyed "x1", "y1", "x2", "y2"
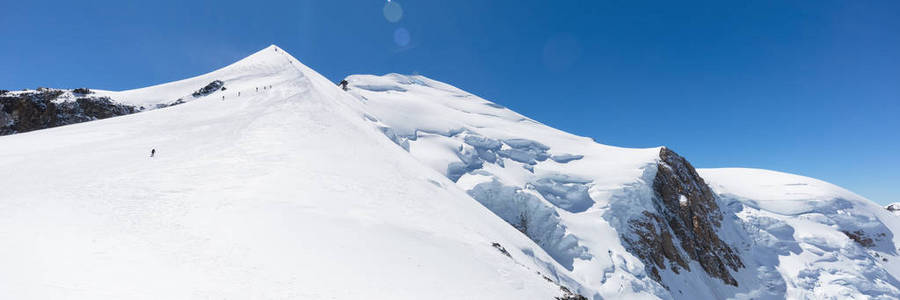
[
  {"x1": 0, "y1": 46, "x2": 584, "y2": 300},
  {"x1": 1, "y1": 45, "x2": 898, "y2": 299}
]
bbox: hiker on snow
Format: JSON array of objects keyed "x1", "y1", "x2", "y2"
[
  {"x1": 150, "y1": 149, "x2": 156, "y2": 157},
  {"x1": 339, "y1": 80, "x2": 349, "y2": 91}
]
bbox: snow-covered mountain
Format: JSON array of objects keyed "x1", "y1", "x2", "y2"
[{"x1": 1, "y1": 45, "x2": 898, "y2": 299}]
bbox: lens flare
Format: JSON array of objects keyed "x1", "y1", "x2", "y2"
[
  {"x1": 394, "y1": 27, "x2": 411, "y2": 47},
  {"x1": 383, "y1": 1, "x2": 403, "y2": 23}
]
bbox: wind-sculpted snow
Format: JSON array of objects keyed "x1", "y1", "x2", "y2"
[
  {"x1": 447, "y1": 145, "x2": 485, "y2": 181},
  {"x1": 365, "y1": 123, "x2": 599, "y2": 267},
  {"x1": 463, "y1": 135, "x2": 502, "y2": 163},
  {"x1": 701, "y1": 168, "x2": 900, "y2": 299},
  {"x1": 354, "y1": 84, "x2": 407, "y2": 92},
  {"x1": 348, "y1": 73, "x2": 680, "y2": 298},
  {"x1": 468, "y1": 179, "x2": 591, "y2": 269},
  {"x1": 530, "y1": 176, "x2": 594, "y2": 213},
  {"x1": 550, "y1": 153, "x2": 584, "y2": 163},
  {"x1": 498, "y1": 138, "x2": 552, "y2": 165}
]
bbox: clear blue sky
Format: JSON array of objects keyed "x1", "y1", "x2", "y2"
[{"x1": 2, "y1": 0, "x2": 898, "y2": 204}]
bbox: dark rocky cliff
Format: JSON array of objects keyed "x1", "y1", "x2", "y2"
[
  {"x1": 624, "y1": 147, "x2": 744, "y2": 286},
  {"x1": 0, "y1": 90, "x2": 136, "y2": 136},
  {"x1": 0, "y1": 81, "x2": 227, "y2": 136}
]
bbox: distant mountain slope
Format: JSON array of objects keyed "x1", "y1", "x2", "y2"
[{"x1": 1, "y1": 45, "x2": 897, "y2": 299}]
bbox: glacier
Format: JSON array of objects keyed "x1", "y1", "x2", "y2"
[{"x1": 1, "y1": 45, "x2": 898, "y2": 299}]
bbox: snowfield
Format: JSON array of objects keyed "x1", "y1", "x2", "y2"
[
  {"x1": 1, "y1": 45, "x2": 898, "y2": 299},
  {"x1": 0, "y1": 46, "x2": 573, "y2": 299},
  {"x1": 700, "y1": 168, "x2": 900, "y2": 299}
]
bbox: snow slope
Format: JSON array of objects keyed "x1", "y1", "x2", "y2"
[
  {"x1": 700, "y1": 168, "x2": 900, "y2": 299},
  {"x1": 345, "y1": 73, "x2": 900, "y2": 299},
  {"x1": 345, "y1": 74, "x2": 671, "y2": 298},
  {"x1": 0, "y1": 46, "x2": 580, "y2": 299},
  {"x1": 2, "y1": 45, "x2": 899, "y2": 299}
]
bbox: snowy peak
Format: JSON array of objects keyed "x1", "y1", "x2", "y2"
[
  {"x1": 0, "y1": 45, "x2": 589, "y2": 300},
  {"x1": 98, "y1": 44, "x2": 311, "y2": 107},
  {"x1": 1, "y1": 45, "x2": 314, "y2": 136},
  {"x1": 2, "y1": 46, "x2": 899, "y2": 299}
]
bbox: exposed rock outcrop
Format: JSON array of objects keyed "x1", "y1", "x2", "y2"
[
  {"x1": 556, "y1": 286, "x2": 588, "y2": 300},
  {"x1": 843, "y1": 230, "x2": 877, "y2": 248},
  {"x1": 0, "y1": 90, "x2": 136, "y2": 136},
  {"x1": 624, "y1": 211, "x2": 689, "y2": 283},
  {"x1": 624, "y1": 147, "x2": 743, "y2": 286},
  {"x1": 72, "y1": 88, "x2": 93, "y2": 95},
  {"x1": 192, "y1": 80, "x2": 225, "y2": 97},
  {"x1": 886, "y1": 203, "x2": 900, "y2": 215}
]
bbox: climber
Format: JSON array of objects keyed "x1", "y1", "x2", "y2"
[
  {"x1": 150, "y1": 149, "x2": 156, "y2": 157},
  {"x1": 339, "y1": 80, "x2": 349, "y2": 91}
]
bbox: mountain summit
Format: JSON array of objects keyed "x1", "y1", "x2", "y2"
[{"x1": 2, "y1": 45, "x2": 898, "y2": 299}]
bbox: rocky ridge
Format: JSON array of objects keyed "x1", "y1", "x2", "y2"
[
  {"x1": 0, "y1": 80, "x2": 227, "y2": 136},
  {"x1": 0, "y1": 89, "x2": 135, "y2": 136},
  {"x1": 624, "y1": 147, "x2": 744, "y2": 286}
]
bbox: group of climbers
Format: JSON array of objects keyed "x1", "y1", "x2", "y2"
[
  {"x1": 275, "y1": 45, "x2": 350, "y2": 92},
  {"x1": 148, "y1": 46, "x2": 358, "y2": 158},
  {"x1": 276, "y1": 46, "x2": 351, "y2": 92}
]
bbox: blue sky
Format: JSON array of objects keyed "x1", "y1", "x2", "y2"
[{"x1": 2, "y1": 0, "x2": 898, "y2": 204}]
